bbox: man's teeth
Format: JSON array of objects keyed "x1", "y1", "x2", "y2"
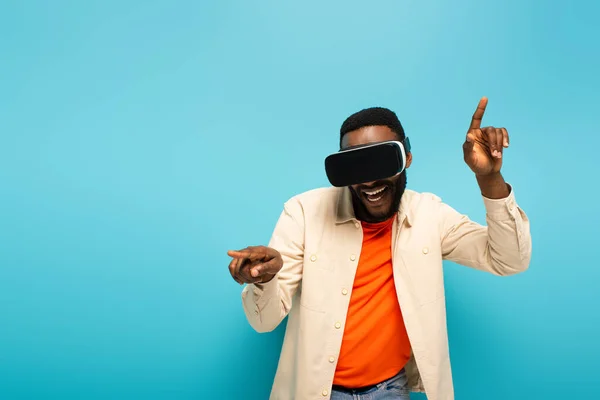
[
  {"x1": 367, "y1": 194, "x2": 384, "y2": 202},
  {"x1": 364, "y1": 186, "x2": 387, "y2": 202},
  {"x1": 365, "y1": 187, "x2": 386, "y2": 196}
]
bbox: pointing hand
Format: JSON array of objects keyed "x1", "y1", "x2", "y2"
[
  {"x1": 463, "y1": 97, "x2": 510, "y2": 176},
  {"x1": 227, "y1": 246, "x2": 283, "y2": 285}
]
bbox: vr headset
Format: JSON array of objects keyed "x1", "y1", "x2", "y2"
[{"x1": 324, "y1": 138, "x2": 411, "y2": 187}]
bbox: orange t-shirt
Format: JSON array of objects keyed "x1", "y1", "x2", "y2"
[{"x1": 333, "y1": 216, "x2": 411, "y2": 388}]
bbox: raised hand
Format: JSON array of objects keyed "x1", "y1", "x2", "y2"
[
  {"x1": 227, "y1": 246, "x2": 283, "y2": 285},
  {"x1": 463, "y1": 97, "x2": 509, "y2": 176}
]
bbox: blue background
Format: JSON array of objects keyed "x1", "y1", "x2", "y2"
[{"x1": 1, "y1": 1, "x2": 598, "y2": 399}]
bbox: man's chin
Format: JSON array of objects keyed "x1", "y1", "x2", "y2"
[{"x1": 362, "y1": 204, "x2": 394, "y2": 222}]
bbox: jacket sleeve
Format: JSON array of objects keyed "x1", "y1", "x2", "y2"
[
  {"x1": 241, "y1": 198, "x2": 305, "y2": 333},
  {"x1": 439, "y1": 185, "x2": 532, "y2": 276}
]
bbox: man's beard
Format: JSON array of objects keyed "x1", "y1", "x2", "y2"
[{"x1": 349, "y1": 171, "x2": 407, "y2": 223}]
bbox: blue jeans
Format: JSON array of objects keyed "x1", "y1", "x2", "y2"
[{"x1": 331, "y1": 369, "x2": 410, "y2": 400}]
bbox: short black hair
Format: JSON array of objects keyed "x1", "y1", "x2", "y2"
[{"x1": 340, "y1": 107, "x2": 405, "y2": 147}]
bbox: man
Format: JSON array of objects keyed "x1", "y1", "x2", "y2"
[{"x1": 227, "y1": 97, "x2": 532, "y2": 400}]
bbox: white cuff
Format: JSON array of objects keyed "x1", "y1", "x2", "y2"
[{"x1": 482, "y1": 184, "x2": 519, "y2": 221}]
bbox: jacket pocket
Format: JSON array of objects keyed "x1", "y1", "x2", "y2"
[
  {"x1": 401, "y1": 243, "x2": 445, "y2": 306},
  {"x1": 298, "y1": 257, "x2": 333, "y2": 313}
]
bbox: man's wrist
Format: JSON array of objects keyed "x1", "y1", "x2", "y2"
[
  {"x1": 476, "y1": 172, "x2": 510, "y2": 199},
  {"x1": 254, "y1": 272, "x2": 278, "y2": 289},
  {"x1": 259, "y1": 273, "x2": 277, "y2": 284}
]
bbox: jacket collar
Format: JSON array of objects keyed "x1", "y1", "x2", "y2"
[{"x1": 335, "y1": 186, "x2": 413, "y2": 227}]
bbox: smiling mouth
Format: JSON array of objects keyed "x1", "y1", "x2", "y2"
[{"x1": 362, "y1": 186, "x2": 389, "y2": 203}]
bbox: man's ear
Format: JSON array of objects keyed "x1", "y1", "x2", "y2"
[{"x1": 405, "y1": 152, "x2": 413, "y2": 169}]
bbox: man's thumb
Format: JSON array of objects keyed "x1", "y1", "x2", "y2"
[{"x1": 251, "y1": 265, "x2": 262, "y2": 277}]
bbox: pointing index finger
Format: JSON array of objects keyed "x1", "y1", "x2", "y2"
[
  {"x1": 469, "y1": 97, "x2": 488, "y2": 131},
  {"x1": 227, "y1": 249, "x2": 267, "y2": 261}
]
